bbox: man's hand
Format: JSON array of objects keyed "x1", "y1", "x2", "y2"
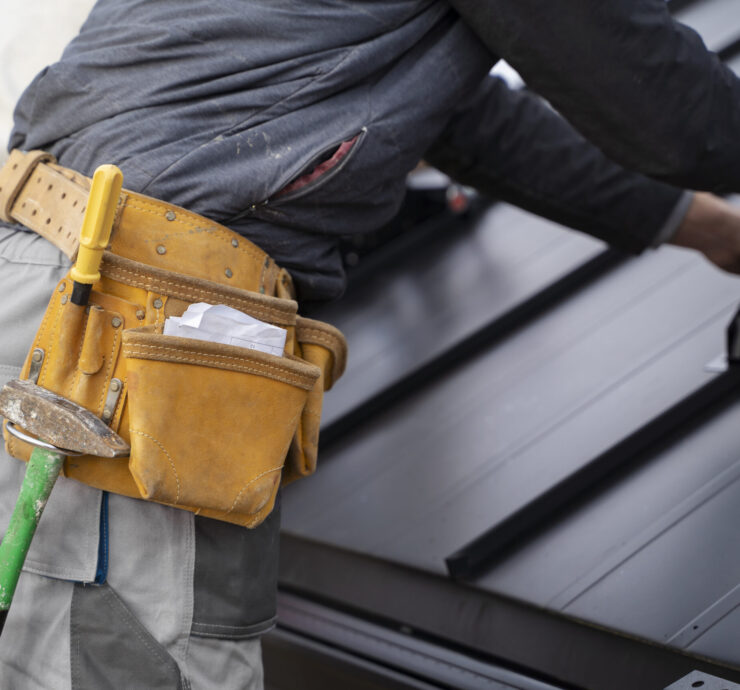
[{"x1": 670, "y1": 192, "x2": 740, "y2": 274}]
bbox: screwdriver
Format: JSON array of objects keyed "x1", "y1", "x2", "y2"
[{"x1": 69, "y1": 164, "x2": 123, "y2": 306}]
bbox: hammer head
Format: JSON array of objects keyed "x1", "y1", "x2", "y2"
[{"x1": 0, "y1": 379, "x2": 129, "y2": 458}]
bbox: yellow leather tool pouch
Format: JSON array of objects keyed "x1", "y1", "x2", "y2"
[
  {"x1": 123, "y1": 326, "x2": 319, "y2": 527},
  {"x1": 5, "y1": 252, "x2": 345, "y2": 527}
]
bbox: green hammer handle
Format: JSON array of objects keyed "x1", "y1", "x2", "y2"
[{"x1": 0, "y1": 447, "x2": 64, "y2": 631}]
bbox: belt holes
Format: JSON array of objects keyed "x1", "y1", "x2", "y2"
[
  {"x1": 11, "y1": 163, "x2": 17, "y2": 170},
  {"x1": 47, "y1": 184, "x2": 53, "y2": 191},
  {"x1": 61, "y1": 192, "x2": 66, "y2": 200},
  {"x1": 21, "y1": 202, "x2": 25, "y2": 208},
  {"x1": 45, "y1": 217, "x2": 51, "y2": 225},
  {"x1": 57, "y1": 227, "x2": 63, "y2": 234},
  {"x1": 31, "y1": 209, "x2": 37, "y2": 216},
  {"x1": 36, "y1": 177, "x2": 41, "y2": 183},
  {"x1": 66, "y1": 231, "x2": 71, "y2": 239},
  {"x1": 72, "y1": 200, "x2": 78, "y2": 208},
  {"x1": 81, "y1": 205, "x2": 86, "y2": 214}
]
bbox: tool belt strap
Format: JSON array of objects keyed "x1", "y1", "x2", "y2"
[{"x1": 0, "y1": 149, "x2": 294, "y2": 300}]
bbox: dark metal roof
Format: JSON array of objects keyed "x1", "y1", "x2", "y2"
[{"x1": 266, "y1": 2, "x2": 740, "y2": 688}]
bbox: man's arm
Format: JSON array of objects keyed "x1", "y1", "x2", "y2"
[
  {"x1": 425, "y1": 76, "x2": 740, "y2": 274},
  {"x1": 425, "y1": 76, "x2": 689, "y2": 254},
  {"x1": 448, "y1": 0, "x2": 740, "y2": 193}
]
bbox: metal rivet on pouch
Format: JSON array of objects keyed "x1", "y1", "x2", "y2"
[
  {"x1": 153, "y1": 298, "x2": 163, "y2": 309},
  {"x1": 231, "y1": 238, "x2": 239, "y2": 248},
  {"x1": 225, "y1": 268, "x2": 233, "y2": 278},
  {"x1": 28, "y1": 348, "x2": 45, "y2": 384},
  {"x1": 156, "y1": 245, "x2": 166, "y2": 255},
  {"x1": 165, "y1": 210, "x2": 176, "y2": 221},
  {"x1": 135, "y1": 309, "x2": 145, "y2": 320},
  {"x1": 58, "y1": 283, "x2": 66, "y2": 293},
  {"x1": 60, "y1": 295, "x2": 68, "y2": 305},
  {"x1": 102, "y1": 378, "x2": 124, "y2": 423},
  {"x1": 111, "y1": 317, "x2": 122, "y2": 328}
]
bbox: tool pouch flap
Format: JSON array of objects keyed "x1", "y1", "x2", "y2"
[{"x1": 123, "y1": 326, "x2": 319, "y2": 527}]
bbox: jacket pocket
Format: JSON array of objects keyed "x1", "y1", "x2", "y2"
[{"x1": 269, "y1": 127, "x2": 368, "y2": 204}]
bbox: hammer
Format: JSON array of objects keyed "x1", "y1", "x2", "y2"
[
  {"x1": 0, "y1": 164, "x2": 126, "y2": 634},
  {"x1": 0, "y1": 382, "x2": 129, "y2": 635}
]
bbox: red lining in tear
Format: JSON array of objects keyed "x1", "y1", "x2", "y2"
[{"x1": 274, "y1": 134, "x2": 360, "y2": 199}]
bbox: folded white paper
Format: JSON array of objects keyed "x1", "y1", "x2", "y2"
[{"x1": 163, "y1": 303, "x2": 287, "y2": 357}]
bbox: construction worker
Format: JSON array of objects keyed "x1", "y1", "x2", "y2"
[{"x1": 1, "y1": 0, "x2": 740, "y2": 687}]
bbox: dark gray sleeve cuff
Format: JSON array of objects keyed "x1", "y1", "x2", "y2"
[{"x1": 650, "y1": 191, "x2": 693, "y2": 247}]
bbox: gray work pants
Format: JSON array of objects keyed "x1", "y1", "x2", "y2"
[{"x1": 0, "y1": 226, "x2": 263, "y2": 689}]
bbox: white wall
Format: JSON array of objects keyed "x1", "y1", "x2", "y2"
[{"x1": 0, "y1": 0, "x2": 95, "y2": 163}]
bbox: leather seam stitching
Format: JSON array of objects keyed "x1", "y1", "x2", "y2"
[
  {"x1": 227, "y1": 465, "x2": 282, "y2": 514},
  {"x1": 105, "y1": 265, "x2": 293, "y2": 322},
  {"x1": 123, "y1": 343, "x2": 316, "y2": 384},
  {"x1": 131, "y1": 429, "x2": 181, "y2": 504},
  {"x1": 96, "y1": 322, "x2": 120, "y2": 414}
]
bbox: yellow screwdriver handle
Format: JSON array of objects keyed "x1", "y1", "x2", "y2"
[{"x1": 69, "y1": 164, "x2": 123, "y2": 286}]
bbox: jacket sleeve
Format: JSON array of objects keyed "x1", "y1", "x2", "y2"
[
  {"x1": 447, "y1": 0, "x2": 740, "y2": 193},
  {"x1": 424, "y1": 76, "x2": 690, "y2": 253}
]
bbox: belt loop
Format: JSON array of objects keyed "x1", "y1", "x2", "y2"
[{"x1": 0, "y1": 150, "x2": 57, "y2": 223}]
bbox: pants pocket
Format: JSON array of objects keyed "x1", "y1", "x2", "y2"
[{"x1": 71, "y1": 582, "x2": 186, "y2": 690}]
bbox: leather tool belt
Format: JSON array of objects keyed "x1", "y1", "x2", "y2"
[{"x1": 0, "y1": 149, "x2": 347, "y2": 528}]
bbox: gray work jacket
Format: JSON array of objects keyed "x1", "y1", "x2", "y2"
[{"x1": 12, "y1": 0, "x2": 732, "y2": 301}]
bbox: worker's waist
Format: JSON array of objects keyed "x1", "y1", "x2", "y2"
[{"x1": 0, "y1": 149, "x2": 294, "y2": 300}]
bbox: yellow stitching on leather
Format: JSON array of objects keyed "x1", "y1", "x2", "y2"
[
  {"x1": 96, "y1": 323, "x2": 120, "y2": 415},
  {"x1": 67, "y1": 311, "x2": 90, "y2": 400},
  {"x1": 101, "y1": 253, "x2": 297, "y2": 308},
  {"x1": 123, "y1": 342, "x2": 314, "y2": 378},
  {"x1": 298, "y1": 326, "x2": 343, "y2": 339},
  {"x1": 123, "y1": 350, "x2": 315, "y2": 387},
  {"x1": 113, "y1": 376, "x2": 128, "y2": 427},
  {"x1": 297, "y1": 331, "x2": 342, "y2": 348},
  {"x1": 105, "y1": 265, "x2": 294, "y2": 323},
  {"x1": 127, "y1": 356, "x2": 312, "y2": 388},
  {"x1": 227, "y1": 466, "x2": 282, "y2": 514},
  {"x1": 130, "y1": 429, "x2": 181, "y2": 504}
]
